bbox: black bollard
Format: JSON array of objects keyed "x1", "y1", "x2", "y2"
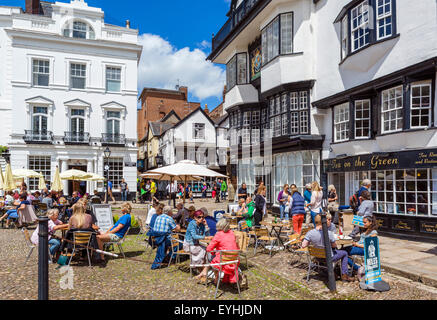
[
  {"x1": 38, "y1": 216, "x2": 49, "y2": 300},
  {"x1": 321, "y1": 211, "x2": 336, "y2": 292}
]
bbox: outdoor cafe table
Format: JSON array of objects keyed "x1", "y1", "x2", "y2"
[
  {"x1": 336, "y1": 236, "x2": 354, "y2": 249},
  {"x1": 260, "y1": 221, "x2": 289, "y2": 248}
]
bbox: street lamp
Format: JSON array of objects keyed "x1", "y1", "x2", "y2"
[
  {"x1": 2, "y1": 150, "x2": 10, "y2": 163},
  {"x1": 104, "y1": 147, "x2": 111, "y2": 204}
]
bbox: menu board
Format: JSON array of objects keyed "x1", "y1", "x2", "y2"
[{"x1": 92, "y1": 204, "x2": 113, "y2": 233}]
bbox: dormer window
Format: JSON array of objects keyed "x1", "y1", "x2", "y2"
[{"x1": 63, "y1": 21, "x2": 95, "y2": 40}]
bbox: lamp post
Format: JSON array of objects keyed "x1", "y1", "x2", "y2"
[
  {"x1": 2, "y1": 149, "x2": 10, "y2": 164},
  {"x1": 104, "y1": 147, "x2": 111, "y2": 204}
]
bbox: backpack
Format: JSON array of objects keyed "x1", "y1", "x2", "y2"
[{"x1": 349, "y1": 191, "x2": 360, "y2": 211}]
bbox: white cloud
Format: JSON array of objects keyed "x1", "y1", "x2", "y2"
[{"x1": 137, "y1": 34, "x2": 225, "y2": 101}]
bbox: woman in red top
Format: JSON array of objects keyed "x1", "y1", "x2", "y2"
[{"x1": 206, "y1": 218, "x2": 240, "y2": 284}]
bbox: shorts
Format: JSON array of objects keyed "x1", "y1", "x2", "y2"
[{"x1": 108, "y1": 234, "x2": 121, "y2": 242}]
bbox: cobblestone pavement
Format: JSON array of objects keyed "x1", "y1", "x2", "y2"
[{"x1": 1, "y1": 199, "x2": 436, "y2": 300}]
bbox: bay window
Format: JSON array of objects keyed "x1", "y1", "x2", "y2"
[
  {"x1": 262, "y1": 12, "x2": 294, "y2": 65},
  {"x1": 334, "y1": 103, "x2": 350, "y2": 142},
  {"x1": 377, "y1": 0, "x2": 393, "y2": 40},
  {"x1": 351, "y1": 0, "x2": 370, "y2": 52},
  {"x1": 226, "y1": 53, "x2": 247, "y2": 91}
]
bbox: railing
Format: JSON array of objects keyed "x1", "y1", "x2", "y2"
[
  {"x1": 212, "y1": 0, "x2": 264, "y2": 52},
  {"x1": 101, "y1": 133, "x2": 126, "y2": 145},
  {"x1": 63, "y1": 132, "x2": 90, "y2": 144},
  {"x1": 23, "y1": 130, "x2": 54, "y2": 143}
]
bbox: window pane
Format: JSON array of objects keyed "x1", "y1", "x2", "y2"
[
  {"x1": 280, "y1": 13, "x2": 293, "y2": 54},
  {"x1": 237, "y1": 53, "x2": 247, "y2": 84}
]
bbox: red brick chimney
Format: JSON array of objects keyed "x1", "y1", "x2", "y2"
[
  {"x1": 179, "y1": 86, "x2": 188, "y2": 100},
  {"x1": 204, "y1": 104, "x2": 209, "y2": 115},
  {"x1": 26, "y1": 0, "x2": 40, "y2": 14}
]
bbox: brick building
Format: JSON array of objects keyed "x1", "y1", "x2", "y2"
[{"x1": 137, "y1": 86, "x2": 201, "y2": 142}]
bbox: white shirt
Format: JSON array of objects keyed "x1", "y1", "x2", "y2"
[
  {"x1": 146, "y1": 207, "x2": 156, "y2": 225},
  {"x1": 310, "y1": 191, "x2": 323, "y2": 212}
]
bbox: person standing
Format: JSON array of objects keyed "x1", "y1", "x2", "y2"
[
  {"x1": 106, "y1": 180, "x2": 116, "y2": 204},
  {"x1": 220, "y1": 179, "x2": 227, "y2": 201},
  {"x1": 120, "y1": 178, "x2": 129, "y2": 202},
  {"x1": 150, "y1": 180, "x2": 157, "y2": 200},
  {"x1": 349, "y1": 189, "x2": 374, "y2": 238},
  {"x1": 309, "y1": 181, "x2": 323, "y2": 227},
  {"x1": 288, "y1": 185, "x2": 306, "y2": 234},
  {"x1": 201, "y1": 182, "x2": 207, "y2": 202},
  {"x1": 214, "y1": 182, "x2": 220, "y2": 203},
  {"x1": 277, "y1": 184, "x2": 290, "y2": 223},
  {"x1": 237, "y1": 183, "x2": 248, "y2": 201},
  {"x1": 254, "y1": 186, "x2": 267, "y2": 227}
]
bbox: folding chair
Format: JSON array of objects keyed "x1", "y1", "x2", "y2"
[
  {"x1": 67, "y1": 231, "x2": 93, "y2": 267},
  {"x1": 22, "y1": 228, "x2": 36, "y2": 265},
  {"x1": 167, "y1": 233, "x2": 190, "y2": 268},
  {"x1": 104, "y1": 227, "x2": 130, "y2": 258},
  {"x1": 306, "y1": 246, "x2": 340, "y2": 282},
  {"x1": 210, "y1": 250, "x2": 241, "y2": 299},
  {"x1": 253, "y1": 227, "x2": 278, "y2": 256}
]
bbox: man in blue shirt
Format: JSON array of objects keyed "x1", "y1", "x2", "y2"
[
  {"x1": 200, "y1": 207, "x2": 217, "y2": 236},
  {"x1": 106, "y1": 180, "x2": 116, "y2": 204},
  {"x1": 96, "y1": 202, "x2": 132, "y2": 261},
  {"x1": 357, "y1": 179, "x2": 371, "y2": 207}
]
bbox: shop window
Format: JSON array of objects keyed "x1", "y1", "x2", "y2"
[{"x1": 28, "y1": 156, "x2": 51, "y2": 191}]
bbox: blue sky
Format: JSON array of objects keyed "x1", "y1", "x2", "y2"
[{"x1": 5, "y1": 0, "x2": 231, "y2": 110}]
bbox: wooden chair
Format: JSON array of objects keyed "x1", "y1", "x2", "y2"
[
  {"x1": 104, "y1": 227, "x2": 130, "y2": 258},
  {"x1": 167, "y1": 233, "x2": 191, "y2": 268},
  {"x1": 22, "y1": 228, "x2": 36, "y2": 265},
  {"x1": 238, "y1": 220, "x2": 249, "y2": 232},
  {"x1": 67, "y1": 231, "x2": 93, "y2": 267},
  {"x1": 306, "y1": 246, "x2": 340, "y2": 282},
  {"x1": 253, "y1": 227, "x2": 278, "y2": 257},
  {"x1": 210, "y1": 249, "x2": 241, "y2": 299},
  {"x1": 234, "y1": 230, "x2": 249, "y2": 268}
]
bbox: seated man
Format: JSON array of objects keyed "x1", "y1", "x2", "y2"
[
  {"x1": 96, "y1": 202, "x2": 132, "y2": 261},
  {"x1": 90, "y1": 190, "x2": 102, "y2": 203},
  {"x1": 0, "y1": 193, "x2": 29, "y2": 228},
  {"x1": 200, "y1": 207, "x2": 217, "y2": 237},
  {"x1": 173, "y1": 203, "x2": 195, "y2": 229},
  {"x1": 42, "y1": 193, "x2": 54, "y2": 209},
  {"x1": 326, "y1": 213, "x2": 337, "y2": 233},
  {"x1": 301, "y1": 215, "x2": 355, "y2": 282},
  {"x1": 150, "y1": 205, "x2": 180, "y2": 269}
]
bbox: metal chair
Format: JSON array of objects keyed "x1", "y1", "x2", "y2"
[
  {"x1": 253, "y1": 227, "x2": 278, "y2": 256},
  {"x1": 68, "y1": 231, "x2": 93, "y2": 267},
  {"x1": 210, "y1": 250, "x2": 241, "y2": 299},
  {"x1": 306, "y1": 246, "x2": 340, "y2": 282},
  {"x1": 103, "y1": 227, "x2": 130, "y2": 258},
  {"x1": 167, "y1": 233, "x2": 190, "y2": 268},
  {"x1": 22, "y1": 228, "x2": 36, "y2": 264}
]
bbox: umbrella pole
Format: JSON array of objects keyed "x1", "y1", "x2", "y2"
[{"x1": 183, "y1": 176, "x2": 187, "y2": 205}]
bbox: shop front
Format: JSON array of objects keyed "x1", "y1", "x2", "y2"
[{"x1": 324, "y1": 148, "x2": 437, "y2": 240}]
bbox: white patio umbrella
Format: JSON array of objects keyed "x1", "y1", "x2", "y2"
[
  {"x1": 144, "y1": 160, "x2": 227, "y2": 203},
  {"x1": 12, "y1": 168, "x2": 43, "y2": 179},
  {"x1": 51, "y1": 167, "x2": 63, "y2": 192},
  {"x1": 3, "y1": 163, "x2": 16, "y2": 192},
  {"x1": 38, "y1": 172, "x2": 46, "y2": 190},
  {"x1": 60, "y1": 169, "x2": 93, "y2": 181},
  {"x1": 79, "y1": 173, "x2": 105, "y2": 181},
  {"x1": 0, "y1": 166, "x2": 4, "y2": 190}
]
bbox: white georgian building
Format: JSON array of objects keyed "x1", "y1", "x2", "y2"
[
  {"x1": 208, "y1": 0, "x2": 437, "y2": 240},
  {"x1": 0, "y1": 0, "x2": 142, "y2": 197}
]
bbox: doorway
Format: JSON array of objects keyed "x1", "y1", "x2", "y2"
[{"x1": 68, "y1": 165, "x2": 87, "y2": 196}]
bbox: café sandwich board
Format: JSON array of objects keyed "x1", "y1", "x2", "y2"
[{"x1": 92, "y1": 204, "x2": 113, "y2": 233}]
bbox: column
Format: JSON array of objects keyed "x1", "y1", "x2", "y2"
[
  {"x1": 87, "y1": 160, "x2": 93, "y2": 194},
  {"x1": 61, "y1": 160, "x2": 68, "y2": 195}
]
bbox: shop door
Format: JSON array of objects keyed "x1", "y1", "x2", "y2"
[
  {"x1": 330, "y1": 173, "x2": 346, "y2": 206},
  {"x1": 68, "y1": 165, "x2": 87, "y2": 196}
]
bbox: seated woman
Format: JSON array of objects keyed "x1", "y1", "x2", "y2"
[
  {"x1": 206, "y1": 219, "x2": 240, "y2": 284},
  {"x1": 345, "y1": 215, "x2": 378, "y2": 278},
  {"x1": 0, "y1": 193, "x2": 28, "y2": 228},
  {"x1": 238, "y1": 196, "x2": 255, "y2": 231},
  {"x1": 183, "y1": 210, "x2": 212, "y2": 282},
  {"x1": 68, "y1": 203, "x2": 98, "y2": 231},
  {"x1": 31, "y1": 209, "x2": 68, "y2": 261}
]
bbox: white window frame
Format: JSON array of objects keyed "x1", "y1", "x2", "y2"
[
  {"x1": 410, "y1": 81, "x2": 432, "y2": 129},
  {"x1": 381, "y1": 85, "x2": 403, "y2": 134},
  {"x1": 193, "y1": 123, "x2": 205, "y2": 140},
  {"x1": 351, "y1": 0, "x2": 370, "y2": 52},
  {"x1": 376, "y1": 0, "x2": 393, "y2": 40},
  {"x1": 32, "y1": 59, "x2": 50, "y2": 87},
  {"x1": 252, "y1": 110, "x2": 260, "y2": 125},
  {"x1": 341, "y1": 15, "x2": 348, "y2": 59},
  {"x1": 28, "y1": 155, "x2": 51, "y2": 191},
  {"x1": 106, "y1": 111, "x2": 121, "y2": 135},
  {"x1": 70, "y1": 63, "x2": 87, "y2": 90},
  {"x1": 32, "y1": 106, "x2": 48, "y2": 132},
  {"x1": 106, "y1": 66, "x2": 122, "y2": 92},
  {"x1": 355, "y1": 99, "x2": 371, "y2": 139},
  {"x1": 334, "y1": 103, "x2": 350, "y2": 142}
]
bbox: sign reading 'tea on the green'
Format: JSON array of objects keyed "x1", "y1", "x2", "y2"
[{"x1": 364, "y1": 236, "x2": 382, "y2": 285}]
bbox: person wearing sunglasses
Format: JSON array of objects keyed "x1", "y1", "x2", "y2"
[{"x1": 183, "y1": 210, "x2": 213, "y2": 283}]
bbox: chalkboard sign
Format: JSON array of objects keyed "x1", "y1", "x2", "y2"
[
  {"x1": 92, "y1": 204, "x2": 113, "y2": 233},
  {"x1": 364, "y1": 236, "x2": 382, "y2": 285}
]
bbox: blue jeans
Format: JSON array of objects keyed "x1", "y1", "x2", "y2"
[
  {"x1": 345, "y1": 246, "x2": 364, "y2": 271},
  {"x1": 6, "y1": 209, "x2": 18, "y2": 219},
  {"x1": 310, "y1": 209, "x2": 321, "y2": 227},
  {"x1": 279, "y1": 204, "x2": 289, "y2": 221},
  {"x1": 331, "y1": 249, "x2": 349, "y2": 275},
  {"x1": 221, "y1": 191, "x2": 226, "y2": 200},
  {"x1": 49, "y1": 238, "x2": 61, "y2": 256},
  {"x1": 121, "y1": 190, "x2": 128, "y2": 201}
]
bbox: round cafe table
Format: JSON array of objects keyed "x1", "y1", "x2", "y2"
[{"x1": 260, "y1": 221, "x2": 289, "y2": 248}]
